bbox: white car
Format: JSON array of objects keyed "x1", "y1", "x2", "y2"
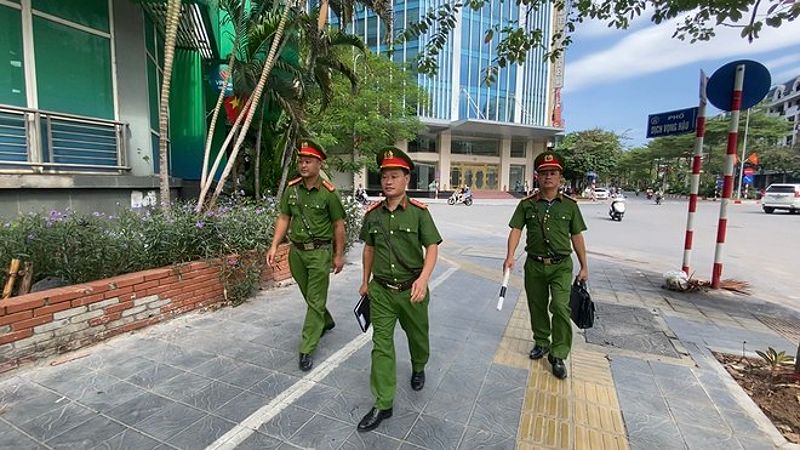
[
  {"x1": 593, "y1": 188, "x2": 609, "y2": 200},
  {"x1": 762, "y1": 183, "x2": 800, "y2": 214}
]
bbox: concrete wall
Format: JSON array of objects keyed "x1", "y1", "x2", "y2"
[{"x1": 112, "y1": 0, "x2": 153, "y2": 177}]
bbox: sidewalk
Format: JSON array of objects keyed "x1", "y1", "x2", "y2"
[{"x1": 0, "y1": 245, "x2": 798, "y2": 449}]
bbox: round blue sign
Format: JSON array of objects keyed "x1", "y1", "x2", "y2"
[{"x1": 707, "y1": 60, "x2": 771, "y2": 111}]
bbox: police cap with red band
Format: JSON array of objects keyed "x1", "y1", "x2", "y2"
[
  {"x1": 534, "y1": 151, "x2": 563, "y2": 172},
  {"x1": 376, "y1": 147, "x2": 414, "y2": 172},
  {"x1": 297, "y1": 140, "x2": 327, "y2": 161}
]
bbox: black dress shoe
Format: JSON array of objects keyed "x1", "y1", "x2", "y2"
[
  {"x1": 549, "y1": 356, "x2": 567, "y2": 379},
  {"x1": 529, "y1": 345, "x2": 549, "y2": 360},
  {"x1": 410, "y1": 371, "x2": 425, "y2": 391},
  {"x1": 357, "y1": 407, "x2": 393, "y2": 432},
  {"x1": 321, "y1": 322, "x2": 336, "y2": 337},
  {"x1": 299, "y1": 353, "x2": 313, "y2": 372}
]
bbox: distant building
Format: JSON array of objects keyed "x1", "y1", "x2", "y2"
[{"x1": 767, "y1": 75, "x2": 800, "y2": 147}]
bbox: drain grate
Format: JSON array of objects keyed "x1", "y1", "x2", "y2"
[{"x1": 756, "y1": 315, "x2": 800, "y2": 343}]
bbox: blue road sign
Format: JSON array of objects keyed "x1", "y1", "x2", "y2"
[
  {"x1": 707, "y1": 60, "x2": 771, "y2": 111},
  {"x1": 646, "y1": 107, "x2": 698, "y2": 138},
  {"x1": 743, "y1": 175, "x2": 753, "y2": 185}
]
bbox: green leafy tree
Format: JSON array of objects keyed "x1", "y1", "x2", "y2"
[
  {"x1": 306, "y1": 51, "x2": 426, "y2": 172},
  {"x1": 558, "y1": 129, "x2": 623, "y2": 188},
  {"x1": 397, "y1": 0, "x2": 799, "y2": 84},
  {"x1": 760, "y1": 146, "x2": 800, "y2": 182}
]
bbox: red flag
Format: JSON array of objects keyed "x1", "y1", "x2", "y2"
[
  {"x1": 746, "y1": 152, "x2": 759, "y2": 166},
  {"x1": 223, "y1": 95, "x2": 249, "y2": 124}
]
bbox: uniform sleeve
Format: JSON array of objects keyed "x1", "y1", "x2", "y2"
[
  {"x1": 359, "y1": 215, "x2": 375, "y2": 246},
  {"x1": 418, "y1": 209, "x2": 443, "y2": 247},
  {"x1": 278, "y1": 189, "x2": 291, "y2": 216},
  {"x1": 508, "y1": 202, "x2": 526, "y2": 229},
  {"x1": 328, "y1": 192, "x2": 346, "y2": 221},
  {"x1": 570, "y1": 204, "x2": 588, "y2": 235}
]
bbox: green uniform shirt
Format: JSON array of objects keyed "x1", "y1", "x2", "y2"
[
  {"x1": 509, "y1": 194, "x2": 587, "y2": 257},
  {"x1": 360, "y1": 196, "x2": 442, "y2": 283},
  {"x1": 279, "y1": 179, "x2": 346, "y2": 242}
]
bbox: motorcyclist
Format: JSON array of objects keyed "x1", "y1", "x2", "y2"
[{"x1": 355, "y1": 184, "x2": 368, "y2": 205}]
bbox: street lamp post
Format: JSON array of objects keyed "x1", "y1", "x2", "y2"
[{"x1": 736, "y1": 108, "x2": 751, "y2": 201}]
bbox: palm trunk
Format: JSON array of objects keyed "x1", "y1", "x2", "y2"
[
  {"x1": 317, "y1": 0, "x2": 329, "y2": 30},
  {"x1": 254, "y1": 105, "x2": 265, "y2": 198},
  {"x1": 275, "y1": 125, "x2": 296, "y2": 202},
  {"x1": 208, "y1": 0, "x2": 296, "y2": 209},
  {"x1": 157, "y1": 0, "x2": 182, "y2": 211},
  {"x1": 195, "y1": 94, "x2": 254, "y2": 211},
  {"x1": 201, "y1": 52, "x2": 237, "y2": 188}
]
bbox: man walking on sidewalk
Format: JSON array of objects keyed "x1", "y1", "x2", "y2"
[
  {"x1": 503, "y1": 151, "x2": 588, "y2": 380},
  {"x1": 357, "y1": 147, "x2": 442, "y2": 432},
  {"x1": 267, "y1": 141, "x2": 346, "y2": 372}
]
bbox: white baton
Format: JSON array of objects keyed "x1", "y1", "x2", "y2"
[{"x1": 496, "y1": 268, "x2": 511, "y2": 311}]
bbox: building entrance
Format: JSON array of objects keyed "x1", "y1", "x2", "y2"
[{"x1": 449, "y1": 163, "x2": 499, "y2": 190}]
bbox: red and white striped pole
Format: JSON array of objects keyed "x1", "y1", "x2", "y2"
[
  {"x1": 681, "y1": 71, "x2": 708, "y2": 275},
  {"x1": 711, "y1": 64, "x2": 746, "y2": 289}
]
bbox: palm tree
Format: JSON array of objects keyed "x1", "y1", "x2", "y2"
[{"x1": 156, "y1": 0, "x2": 182, "y2": 211}]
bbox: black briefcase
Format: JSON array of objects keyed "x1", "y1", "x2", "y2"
[
  {"x1": 354, "y1": 295, "x2": 371, "y2": 332},
  {"x1": 569, "y1": 280, "x2": 595, "y2": 329}
]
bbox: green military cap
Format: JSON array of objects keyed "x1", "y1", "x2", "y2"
[
  {"x1": 534, "y1": 151, "x2": 564, "y2": 172},
  {"x1": 376, "y1": 147, "x2": 414, "y2": 172},
  {"x1": 298, "y1": 139, "x2": 327, "y2": 160}
]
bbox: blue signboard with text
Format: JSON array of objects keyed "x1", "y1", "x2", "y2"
[{"x1": 647, "y1": 107, "x2": 698, "y2": 138}]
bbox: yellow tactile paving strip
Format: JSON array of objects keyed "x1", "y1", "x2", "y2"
[{"x1": 494, "y1": 295, "x2": 630, "y2": 450}]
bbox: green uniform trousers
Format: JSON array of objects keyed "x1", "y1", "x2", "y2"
[
  {"x1": 368, "y1": 281, "x2": 430, "y2": 410},
  {"x1": 288, "y1": 246, "x2": 335, "y2": 355},
  {"x1": 524, "y1": 256, "x2": 573, "y2": 360}
]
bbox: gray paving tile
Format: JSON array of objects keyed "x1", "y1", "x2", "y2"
[
  {"x1": 422, "y1": 390, "x2": 475, "y2": 425},
  {"x1": 293, "y1": 383, "x2": 340, "y2": 411},
  {"x1": 667, "y1": 397, "x2": 729, "y2": 432},
  {"x1": 183, "y1": 381, "x2": 244, "y2": 412},
  {"x1": 735, "y1": 437, "x2": 775, "y2": 450},
  {"x1": 220, "y1": 364, "x2": 274, "y2": 390},
  {"x1": 0, "y1": 381, "x2": 63, "y2": 425},
  {"x1": 614, "y1": 369, "x2": 663, "y2": 397},
  {"x1": 718, "y1": 408, "x2": 769, "y2": 437},
  {"x1": 124, "y1": 364, "x2": 185, "y2": 390},
  {"x1": 30, "y1": 364, "x2": 93, "y2": 392},
  {"x1": 320, "y1": 367, "x2": 368, "y2": 393},
  {"x1": 286, "y1": 414, "x2": 353, "y2": 450},
  {"x1": 610, "y1": 355, "x2": 654, "y2": 375},
  {"x1": 97, "y1": 356, "x2": 153, "y2": 380},
  {"x1": 467, "y1": 401, "x2": 520, "y2": 438},
  {"x1": 0, "y1": 420, "x2": 47, "y2": 450},
  {"x1": 189, "y1": 356, "x2": 245, "y2": 380},
  {"x1": 617, "y1": 388, "x2": 672, "y2": 418},
  {"x1": 340, "y1": 430, "x2": 402, "y2": 450},
  {"x1": 151, "y1": 371, "x2": 213, "y2": 401},
  {"x1": 45, "y1": 414, "x2": 125, "y2": 449},
  {"x1": 655, "y1": 376, "x2": 709, "y2": 399},
  {"x1": 235, "y1": 431, "x2": 284, "y2": 450},
  {"x1": 105, "y1": 392, "x2": 174, "y2": 426},
  {"x1": 317, "y1": 391, "x2": 375, "y2": 425},
  {"x1": 435, "y1": 369, "x2": 485, "y2": 399},
  {"x1": 154, "y1": 348, "x2": 216, "y2": 371},
  {"x1": 681, "y1": 423, "x2": 743, "y2": 450},
  {"x1": 42, "y1": 371, "x2": 120, "y2": 402},
  {"x1": 406, "y1": 414, "x2": 466, "y2": 450},
  {"x1": 214, "y1": 391, "x2": 270, "y2": 423},
  {"x1": 73, "y1": 380, "x2": 145, "y2": 413},
  {"x1": 93, "y1": 427, "x2": 162, "y2": 450},
  {"x1": 458, "y1": 427, "x2": 516, "y2": 450},
  {"x1": 134, "y1": 401, "x2": 205, "y2": 441},
  {"x1": 484, "y1": 364, "x2": 528, "y2": 386},
  {"x1": 627, "y1": 416, "x2": 687, "y2": 450},
  {"x1": 17, "y1": 402, "x2": 97, "y2": 442},
  {"x1": 167, "y1": 414, "x2": 235, "y2": 450},
  {"x1": 476, "y1": 380, "x2": 524, "y2": 411},
  {"x1": 250, "y1": 372, "x2": 301, "y2": 400},
  {"x1": 367, "y1": 406, "x2": 420, "y2": 441},
  {"x1": 258, "y1": 405, "x2": 314, "y2": 441}
]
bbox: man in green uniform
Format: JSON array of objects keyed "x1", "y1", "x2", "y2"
[
  {"x1": 503, "y1": 152, "x2": 588, "y2": 380},
  {"x1": 267, "y1": 141, "x2": 346, "y2": 372},
  {"x1": 357, "y1": 148, "x2": 442, "y2": 432}
]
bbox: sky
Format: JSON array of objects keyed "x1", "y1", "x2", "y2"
[{"x1": 562, "y1": 12, "x2": 800, "y2": 147}]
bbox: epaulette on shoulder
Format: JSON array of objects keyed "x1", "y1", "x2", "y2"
[
  {"x1": 522, "y1": 192, "x2": 539, "y2": 202},
  {"x1": 409, "y1": 198, "x2": 428, "y2": 209},
  {"x1": 288, "y1": 177, "x2": 302, "y2": 187},
  {"x1": 322, "y1": 180, "x2": 336, "y2": 192},
  {"x1": 366, "y1": 201, "x2": 382, "y2": 214},
  {"x1": 561, "y1": 194, "x2": 577, "y2": 202}
]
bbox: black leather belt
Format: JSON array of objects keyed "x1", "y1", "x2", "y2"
[
  {"x1": 291, "y1": 239, "x2": 331, "y2": 251},
  {"x1": 529, "y1": 255, "x2": 567, "y2": 265},
  {"x1": 374, "y1": 277, "x2": 416, "y2": 292}
]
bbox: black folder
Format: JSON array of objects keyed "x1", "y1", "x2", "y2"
[{"x1": 354, "y1": 295, "x2": 370, "y2": 332}]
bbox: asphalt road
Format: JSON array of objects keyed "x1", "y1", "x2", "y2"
[{"x1": 427, "y1": 194, "x2": 800, "y2": 312}]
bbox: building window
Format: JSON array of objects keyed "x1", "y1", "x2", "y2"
[
  {"x1": 0, "y1": 4, "x2": 25, "y2": 107},
  {"x1": 452, "y1": 137, "x2": 499, "y2": 156},
  {"x1": 411, "y1": 162, "x2": 436, "y2": 190},
  {"x1": 509, "y1": 164, "x2": 526, "y2": 192},
  {"x1": 33, "y1": 15, "x2": 113, "y2": 119},
  {"x1": 510, "y1": 140, "x2": 526, "y2": 158},
  {"x1": 408, "y1": 135, "x2": 437, "y2": 153}
]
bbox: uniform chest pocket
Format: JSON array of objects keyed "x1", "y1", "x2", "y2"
[
  {"x1": 524, "y1": 210, "x2": 540, "y2": 228},
  {"x1": 392, "y1": 222, "x2": 418, "y2": 239}
]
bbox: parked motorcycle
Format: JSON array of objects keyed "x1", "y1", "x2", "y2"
[
  {"x1": 447, "y1": 191, "x2": 473, "y2": 206},
  {"x1": 355, "y1": 189, "x2": 369, "y2": 206},
  {"x1": 609, "y1": 197, "x2": 625, "y2": 221}
]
